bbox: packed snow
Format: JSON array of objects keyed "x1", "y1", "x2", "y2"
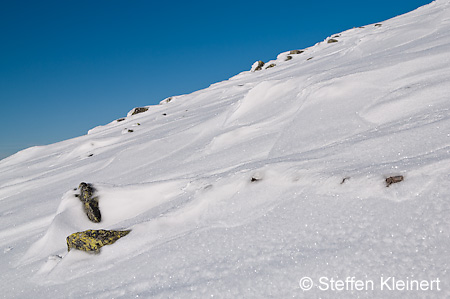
[{"x1": 1, "y1": 0, "x2": 450, "y2": 297}]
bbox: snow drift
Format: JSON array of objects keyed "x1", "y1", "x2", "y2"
[{"x1": 1, "y1": 0, "x2": 450, "y2": 298}]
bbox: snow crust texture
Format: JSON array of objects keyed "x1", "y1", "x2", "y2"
[{"x1": 1, "y1": 1, "x2": 450, "y2": 298}]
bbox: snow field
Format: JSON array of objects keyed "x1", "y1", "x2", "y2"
[{"x1": 1, "y1": 0, "x2": 450, "y2": 297}]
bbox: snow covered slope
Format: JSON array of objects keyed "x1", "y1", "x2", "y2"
[{"x1": 1, "y1": 0, "x2": 450, "y2": 297}]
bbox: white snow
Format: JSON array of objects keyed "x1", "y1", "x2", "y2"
[{"x1": 1, "y1": 0, "x2": 450, "y2": 298}]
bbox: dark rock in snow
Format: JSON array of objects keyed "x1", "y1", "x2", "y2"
[
  {"x1": 79, "y1": 182, "x2": 94, "y2": 201},
  {"x1": 385, "y1": 175, "x2": 404, "y2": 187},
  {"x1": 251, "y1": 171, "x2": 264, "y2": 182},
  {"x1": 66, "y1": 229, "x2": 131, "y2": 252},
  {"x1": 78, "y1": 182, "x2": 101, "y2": 223},
  {"x1": 254, "y1": 61, "x2": 265, "y2": 71},
  {"x1": 340, "y1": 177, "x2": 350, "y2": 184},
  {"x1": 130, "y1": 107, "x2": 149, "y2": 116}
]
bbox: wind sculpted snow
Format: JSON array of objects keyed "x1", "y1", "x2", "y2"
[{"x1": 1, "y1": 0, "x2": 450, "y2": 298}]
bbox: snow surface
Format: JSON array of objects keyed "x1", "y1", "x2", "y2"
[{"x1": 1, "y1": 0, "x2": 450, "y2": 298}]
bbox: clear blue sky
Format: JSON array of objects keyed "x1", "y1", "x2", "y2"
[{"x1": 0, "y1": 0, "x2": 432, "y2": 160}]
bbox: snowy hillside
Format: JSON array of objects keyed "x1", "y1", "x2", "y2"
[{"x1": 1, "y1": 0, "x2": 450, "y2": 297}]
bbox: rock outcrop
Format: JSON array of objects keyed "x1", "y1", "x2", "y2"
[
  {"x1": 252, "y1": 61, "x2": 265, "y2": 72},
  {"x1": 130, "y1": 107, "x2": 149, "y2": 116},
  {"x1": 76, "y1": 182, "x2": 101, "y2": 223}
]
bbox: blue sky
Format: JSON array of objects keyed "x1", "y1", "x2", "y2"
[{"x1": 0, "y1": 0, "x2": 432, "y2": 160}]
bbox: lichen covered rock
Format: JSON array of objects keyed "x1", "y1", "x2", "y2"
[
  {"x1": 79, "y1": 182, "x2": 94, "y2": 201},
  {"x1": 77, "y1": 182, "x2": 101, "y2": 223},
  {"x1": 66, "y1": 229, "x2": 131, "y2": 252}
]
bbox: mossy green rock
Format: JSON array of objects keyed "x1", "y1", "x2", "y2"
[{"x1": 67, "y1": 229, "x2": 131, "y2": 252}]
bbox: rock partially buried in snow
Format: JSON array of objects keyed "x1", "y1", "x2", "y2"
[
  {"x1": 77, "y1": 182, "x2": 101, "y2": 223},
  {"x1": 251, "y1": 171, "x2": 264, "y2": 182},
  {"x1": 385, "y1": 175, "x2": 404, "y2": 187},
  {"x1": 340, "y1": 177, "x2": 350, "y2": 184},
  {"x1": 129, "y1": 107, "x2": 149, "y2": 116},
  {"x1": 160, "y1": 97, "x2": 173, "y2": 104},
  {"x1": 79, "y1": 182, "x2": 94, "y2": 201},
  {"x1": 251, "y1": 61, "x2": 265, "y2": 72},
  {"x1": 66, "y1": 229, "x2": 131, "y2": 252}
]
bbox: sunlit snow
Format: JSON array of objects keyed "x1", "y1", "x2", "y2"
[{"x1": 1, "y1": 1, "x2": 450, "y2": 297}]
